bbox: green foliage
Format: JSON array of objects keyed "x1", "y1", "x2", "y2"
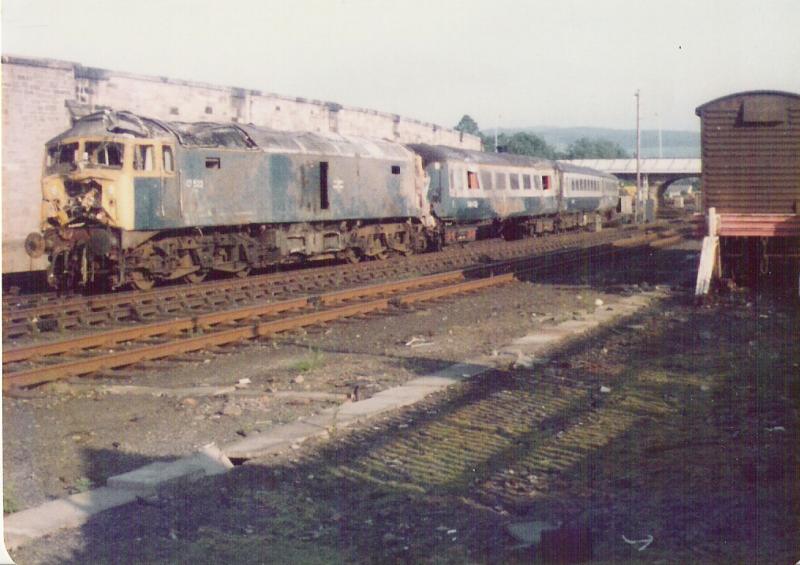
[
  {"x1": 566, "y1": 137, "x2": 629, "y2": 159},
  {"x1": 454, "y1": 114, "x2": 480, "y2": 136},
  {"x1": 290, "y1": 349, "x2": 325, "y2": 373},
  {"x1": 3, "y1": 486, "x2": 19, "y2": 515}
]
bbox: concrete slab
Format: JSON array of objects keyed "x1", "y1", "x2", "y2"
[
  {"x1": 107, "y1": 443, "x2": 233, "y2": 494},
  {"x1": 223, "y1": 421, "x2": 325, "y2": 460},
  {"x1": 4, "y1": 487, "x2": 139, "y2": 550},
  {"x1": 511, "y1": 332, "x2": 563, "y2": 346},
  {"x1": 336, "y1": 394, "x2": 402, "y2": 417},
  {"x1": 404, "y1": 375, "x2": 460, "y2": 388}
]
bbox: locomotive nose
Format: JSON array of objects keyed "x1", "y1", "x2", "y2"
[{"x1": 24, "y1": 232, "x2": 46, "y2": 258}]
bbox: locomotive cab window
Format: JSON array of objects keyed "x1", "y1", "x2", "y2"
[
  {"x1": 134, "y1": 145, "x2": 155, "y2": 171},
  {"x1": 162, "y1": 146, "x2": 175, "y2": 173},
  {"x1": 46, "y1": 142, "x2": 79, "y2": 173},
  {"x1": 205, "y1": 157, "x2": 221, "y2": 169},
  {"x1": 85, "y1": 141, "x2": 124, "y2": 169}
]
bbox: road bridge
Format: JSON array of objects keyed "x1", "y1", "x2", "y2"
[{"x1": 561, "y1": 158, "x2": 701, "y2": 198}]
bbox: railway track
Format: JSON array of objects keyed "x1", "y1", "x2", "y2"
[
  {"x1": 2, "y1": 228, "x2": 684, "y2": 393},
  {"x1": 3, "y1": 224, "x2": 673, "y2": 341}
]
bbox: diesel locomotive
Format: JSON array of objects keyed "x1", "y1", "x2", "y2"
[{"x1": 25, "y1": 110, "x2": 620, "y2": 290}]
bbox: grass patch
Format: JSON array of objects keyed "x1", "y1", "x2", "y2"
[
  {"x1": 3, "y1": 486, "x2": 19, "y2": 515},
  {"x1": 290, "y1": 349, "x2": 325, "y2": 373}
]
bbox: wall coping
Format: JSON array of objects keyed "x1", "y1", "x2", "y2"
[{"x1": 2, "y1": 54, "x2": 476, "y2": 141}]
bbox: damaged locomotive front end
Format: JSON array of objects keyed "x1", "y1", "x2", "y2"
[{"x1": 26, "y1": 135, "x2": 126, "y2": 290}]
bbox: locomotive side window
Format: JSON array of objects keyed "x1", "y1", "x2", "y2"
[
  {"x1": 391, "y1": 165, "x2": 401, "y2": 175},
  {"x1": 320, "y1": 161, "x2": 330, "y2": 209},
  {"x1": 134, "y1": 145, "x2": 155, "y2": 171},
  {"x1": 510, "y1": 173, "x2": 520, "y2": 190},
  {"x1": 467, "y1": 170, "x2": 479, "y2": 190},
  {"x1": 522, "y1": 174, "x2": 532, "y2": 190},
  {"x1": 495, "y1": 172, "x2": 507, "y2": 190},
  {"x1": 162, "y1": 146, "x2": 174, "y2": 173},
  {"x1": 480, "y1": 171, "x2": 493, "y2": 190},
  {"x1": 205, "y1": 157, "x2": 221, "y2": 169},
  {"x1": 542, "y1": 175, "x2": 551, "y2": 190},
  {"x1": 85, "y1": 141, "x2": 124, "y2": 169}
]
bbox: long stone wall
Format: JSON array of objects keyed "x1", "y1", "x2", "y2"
[{"x1": 1, "y1": 55, "x2": 480, "y2": 273}]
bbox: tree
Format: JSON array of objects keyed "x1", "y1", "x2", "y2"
[
  {"x1": 504, "y1": 132, "x2": 558, "y2": 159},
  {"x1": 566, "y1": 137, "x2": 628, "y2": 159},
  {"x1": 454, "y1": 114, "x2": 480, "y2": 136}
]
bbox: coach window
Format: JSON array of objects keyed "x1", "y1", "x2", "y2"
[
  {"x1": 134, "y1": 145, "x2": 155, "y2": 171},
  {"x1": 162, "y1": 146, "x2": 175, "y2": 174},
  {"x1": 510, "y1": 173, "x2": 520, "y2": 190},
  {"x1": 495, "y1": 172, "x2": 506, "y2": 190},
  {"x1": 522, "y1": 174, "x2": 532, "y2": 190},
  {"x1": 542, "y1": 175, "x2": 551, "y2": 190},
  {"x1": 480, "y1": 171, "x2": 493, "y2": 190},
  {"x1": 467, "y1": 170, "x2": 479, "y2": 190}
]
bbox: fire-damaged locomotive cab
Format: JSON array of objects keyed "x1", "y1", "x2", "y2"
[{"x1": 27, "y1": 110, "x2": 435, "y2": 290}]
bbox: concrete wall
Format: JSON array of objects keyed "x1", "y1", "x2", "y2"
[{"x1": 1, "y1": 55, "x2": 480, "y2": 274}]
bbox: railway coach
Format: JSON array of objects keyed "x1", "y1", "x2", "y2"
[
  {"x1": 409, "y1": 144, "x2": 620, "y2": 242},
  {"x1": 694, "y1": 90, "x2": 800, "y2": 294}
]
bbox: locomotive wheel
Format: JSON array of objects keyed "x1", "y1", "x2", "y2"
[
  {"x1": 131, "y1": 272, "x2": 155, "y2": 291},
  {"x1": 343, "y1": 248, "x2": 361, "y2": 264},
  {"x1": 184, "y1": 271, "x2": 207, "y2": 284}
]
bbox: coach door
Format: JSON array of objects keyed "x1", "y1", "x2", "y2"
[{"x1": 160, "y1": 144, "x2": 180, "y2": 222}]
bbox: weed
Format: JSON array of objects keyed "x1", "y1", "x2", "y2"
[{"x1": 290, "y1": 349, "x2": 325, "y2": 373}]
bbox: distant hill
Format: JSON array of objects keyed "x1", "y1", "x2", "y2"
[{"x1": 499, "y1": 126, "x2": 700, "y2": 158}]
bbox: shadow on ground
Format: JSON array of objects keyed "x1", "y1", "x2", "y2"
[{"x1": 10, "y1": 246, "x2": 800, "y2": 564}]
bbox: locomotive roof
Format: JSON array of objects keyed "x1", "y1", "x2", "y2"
[
  {"x1": 407, "y1": 143, "x2": 551, "y2": 168},
  {"x1": 48, "y1": 110, "x2": 413, "y2": 161}
]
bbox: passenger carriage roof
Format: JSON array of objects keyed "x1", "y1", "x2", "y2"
[
  {"x1": 48, "y1": 110, "x2": 413, "y2": 161},
  {"x1": 554, "y1": 161, "x2": 618, "y2": 180},
  {"x1": 407, "y1": 144, "x2": 551, "y2": 168}
]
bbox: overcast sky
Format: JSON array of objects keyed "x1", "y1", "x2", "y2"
[{"x1": 3, "y1": 0, "x2": 799, "y2": 132}]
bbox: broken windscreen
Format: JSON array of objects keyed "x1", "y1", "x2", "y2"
[
  {"x1": 45, "y1": 142, "x2": 79, "y2": 174},
  {"x1": 85, "y1": 141, "x2": 125, "y2": 169}
]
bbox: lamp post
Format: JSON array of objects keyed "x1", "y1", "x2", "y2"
[{"x1": 635, "y1": 89, "x2": 642, "y2": 223}]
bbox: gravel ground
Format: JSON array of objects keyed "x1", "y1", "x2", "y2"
[{"x1": 6, "y1": 241, "x2": 800, "y2": 564}]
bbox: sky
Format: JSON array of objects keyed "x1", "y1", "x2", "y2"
[{"x1": 3, "y1": 0, "x2": 799, "y2": 133}]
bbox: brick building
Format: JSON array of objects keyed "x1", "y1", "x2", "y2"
[{"x1": 1, "y1": 55, "x2": 480, "y2": 273}]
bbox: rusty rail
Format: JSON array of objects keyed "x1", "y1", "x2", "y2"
[
  {"x1": 3, "y1": 228, "x2": 687, "y2": 392},
  {"x1": 3, "y1": 227, "x2": 645, "y2": 340}
]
